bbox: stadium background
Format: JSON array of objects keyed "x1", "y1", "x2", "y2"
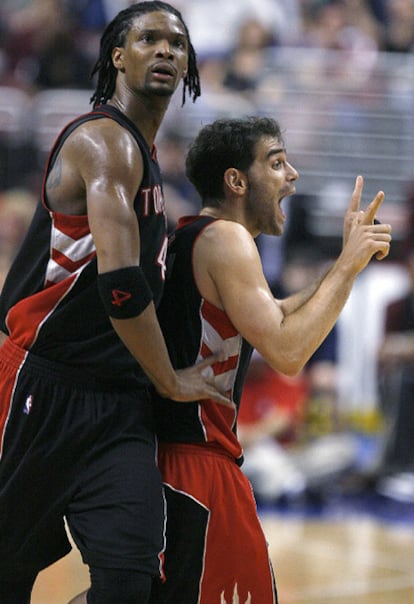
[{"x1": 0, "y1": 1, "x2": 413, "y2": 602}]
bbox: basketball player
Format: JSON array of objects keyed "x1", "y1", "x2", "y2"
[
  {"x1": 0, "y1": 3, "x2": 230, "y2": 603},
  {"x1": 149, "y1": 116, "x2": 392, "y2": 603}
]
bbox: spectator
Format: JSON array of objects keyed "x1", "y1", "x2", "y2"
[
  {"x1": 382, "y1": 0, "x2": 414, "y2": 53},
  {"x1": 375, "y1": 246, "x2": 414, "y2": 502},
  {"x1": 0, "y1": 0, "x2": 65, "y2": 90},
  {"x1": 0, "y1": 188, "x2": 36, "y2": 270},
  {"x1": 34, "y1": 24, "x2": 93, "y2": 90},
  {"x1": 222, "y1": 17, "x2": 276, "y2": 100},
  {"x1": 155, "y1": 129, "x2": 199, "y2": 229}
]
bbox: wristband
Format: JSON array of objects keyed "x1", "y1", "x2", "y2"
[{"x1": 97, "y1": 266, "x2": 153, "y2": 319}]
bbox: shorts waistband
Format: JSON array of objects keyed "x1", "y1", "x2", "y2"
[
  {"x1": 158, "y1": 441, "x2": 236, "y2": 463},
  {"x1": 0, "y1": 338, "x2": 143, "y2": 392},
  {"x1": 0, "y1": 337, "x2": 28, "y2": 369}
]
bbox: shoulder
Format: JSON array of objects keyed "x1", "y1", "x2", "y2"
[
  {"x1": 198, "y1": 219, "x2": 258, "y2": 260},
  {"x1": 62, "y1": 117, "x2": 144, "y2": 179},
  {"x1": 193, "y1": 218, "x2": 262, "y2": 297},
  {"x1": 200, "y1": 218, "x2": 253, "y2": 243},
  {"x1": 67, "y1": 117, "x2": 139, "y2": 155}
]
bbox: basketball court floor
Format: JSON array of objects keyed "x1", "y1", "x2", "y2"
[{"x1": 31, "y1": 492, "x2": 414, "y2": 604}]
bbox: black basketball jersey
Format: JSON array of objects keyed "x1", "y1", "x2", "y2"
[
  {"x1": 154, "y1": 215, "x2": 253, "y2": 463},
  {"x1": 0, "y1": 105, "x2": 167, "y2": 388}
]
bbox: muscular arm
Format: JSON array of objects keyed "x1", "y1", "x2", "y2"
[
  {"x1": 57, "y1": 121, "x2": 229, "y2": 404},
  {"x1": 277, "y1": 268, "x2": 327, "y2": 317},
  {"x1": 195, "y1": 182, "x2": 391, "y2": 376}
]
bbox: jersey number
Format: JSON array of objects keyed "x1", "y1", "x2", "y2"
[{"x1": 156, "y1": 235, "x2": 168, "y2": 281}]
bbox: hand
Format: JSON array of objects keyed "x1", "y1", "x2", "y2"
[
  {"x1": 341, "y1": 175, "x2": 391, "y2": 271},
  {"x1": 167, "y1": 353, "x2": 234, "y2": 408},
  {"x1": 343, "y1": 175, "x2": 385, "y2": 244}
]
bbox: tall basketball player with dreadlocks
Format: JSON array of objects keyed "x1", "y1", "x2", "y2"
[{"x1": 0, "y1": 3, "x2": 230, "y2": 603}]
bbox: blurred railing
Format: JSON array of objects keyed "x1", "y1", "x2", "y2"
[{"x1": 0, "y1": 48, "x2": 413, "y2": 240}]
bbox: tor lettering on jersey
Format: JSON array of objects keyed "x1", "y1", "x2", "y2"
[
  {"x1": 220, "y1": 583, "x2": 252, "y2": 603},
  {"x1": 141, "y1": 185, "x2": 165, "y2": 216}
]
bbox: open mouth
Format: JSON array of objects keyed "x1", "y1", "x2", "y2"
[
  {"x1": 278, "y1": 198, "x2": 286, "y2": 221},
  {"x1": 277, "y1": 187, "x2": 295, "y2": 219}
]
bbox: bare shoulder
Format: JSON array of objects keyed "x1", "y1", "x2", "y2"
[
  {"x1": 193, "y1": 218, "x2": 270, "y2": 313},
  {"x1": 200, "y1": 218, "x2": 253, "y2": 244},
  {"x1": 46, "y1": 117, "x2": 144, "y2": 214},
  {"x1": 63, "y1": 117, "x2": 141, "y2": 169},
  {"x1": 198, "y1": 218, "x2": 258, "y2": 260}
]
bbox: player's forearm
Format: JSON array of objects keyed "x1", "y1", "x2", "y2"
[
  {"x1": 278, "y1": 267, "x2": 327, "y2": 316},
  {"x1": 268, "y1": 220, "x2": 390, "y2": 376},
  {"x1": 110, "y1": 303, "x2": 179, "y2": 398},
  {"x1": 262, "y1": 263, "x2": 355, "y2": 376}
]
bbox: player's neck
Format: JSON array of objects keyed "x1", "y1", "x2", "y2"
[
  {"x1": 200, "y1": 205, "x2": 259, "y2": 237},
  {"x1": 108, "y1": 93, "x2": 170, "y2": 148}
]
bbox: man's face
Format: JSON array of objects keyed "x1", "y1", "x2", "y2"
[
  {"x1": 113, "y1": 11, "x2": 189, "y2": 98},
  {"x1": 244, "y1": 136, "x2": 298, "y2": 236}
]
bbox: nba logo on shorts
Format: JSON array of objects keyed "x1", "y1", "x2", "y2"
[{"x1": 23, "y1": 395, "x2": 33, "y2": 415}]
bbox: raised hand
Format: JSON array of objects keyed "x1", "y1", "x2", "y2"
[
  {"x1": 340, "y1": 175, "x2": 391, "y2": 273},
  {"x1": 343, "y1": 175, "x2": 384, "y2": 247}
]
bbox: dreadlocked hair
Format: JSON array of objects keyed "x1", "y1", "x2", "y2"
[{"x1": 90, "y1": 1, "x2": 200, "y2": 108}]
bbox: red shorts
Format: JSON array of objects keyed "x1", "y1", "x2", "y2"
[{"x1": 151, "y1": 442, "x2": 278, "y2": 603}]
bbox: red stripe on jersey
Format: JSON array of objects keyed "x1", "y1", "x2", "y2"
[
  {"x1": 0, "y1": 340, "x2": 27, "y2": 459},
  {"x1": 51, "y1": 248, "x2": 96, "y2": 274},
  {"x1": 51, "y1": 212, "x2": 91, "y2": 239},
  {"x1": 201, "y1": 300, "x2": 238, "y2": 340},
  {"x1": 200, "y1": 343, "x2": 240, "y2": 373},
  {"x1": 45, "y1": 212, "x2": 96, "y2": 286},
  {"x1": 200, "y1": 342, "x2": 212, "y2": 358},
  {"x1": 212, "y1": 355, "x2": 239, "y2": 375},
  {"x1": 199, "y1": 401, "x2": 239, "y2": 459},
  {"x1": 5, "y1": 274, "x2": 78, "y2": 348},
  {"x1": 195, "y1": 298, "x2": 243, "y2": 460}
]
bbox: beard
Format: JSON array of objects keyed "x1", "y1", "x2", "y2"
[
  {"x1": 144, "y1": 76, "x2": 177, "y2": 98},
  {"x1": 245, "y1": 185, "x2": 283, "y2": 237}
]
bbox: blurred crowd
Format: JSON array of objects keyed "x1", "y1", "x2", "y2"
[
  {"x1": 0, "y1": 0, "x2": 413, "y2": 95},
  {"x1": 0, "y1": 0, "x2": 414, "y2": 505}
]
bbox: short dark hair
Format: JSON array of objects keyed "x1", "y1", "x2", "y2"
[
  {"x1": 90, "y1": 1, "x2": 200, "y2": 108},
  {"x1": 185, "y1": 116, "x2": 283, "y2": 206}
]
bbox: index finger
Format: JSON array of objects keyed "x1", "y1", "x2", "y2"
[
  {"x1": 206, "y1": 388, "x2": 235, "y2": 409},
  {"x1": 362, "y1": 190, "x2": 385, "y2": 225},
  {"x1": 196, "y1": 351, "x2": 226, "y2": 370},
  {"x1": 348, "y1": 175, "x2": 363, "y2": 214}
]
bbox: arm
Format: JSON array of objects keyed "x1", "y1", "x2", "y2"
[
  {"x1": 195, "y1": 179, "x2": 391, "y2": 376},
  {"x1": 276, "y1": 267, "x2": 327, "y2": 317},
  {"x1": 65, "y1": 121, "x2": 230, "y2": 405}
]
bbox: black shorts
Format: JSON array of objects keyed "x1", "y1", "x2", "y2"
[{"x1": 0, "y1": 339, "x2": 164, "y2": 579}]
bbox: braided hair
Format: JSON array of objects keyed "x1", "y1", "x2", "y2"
[{"x1": 90, "y1": 1, "x2": 201, "y2": 108}]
